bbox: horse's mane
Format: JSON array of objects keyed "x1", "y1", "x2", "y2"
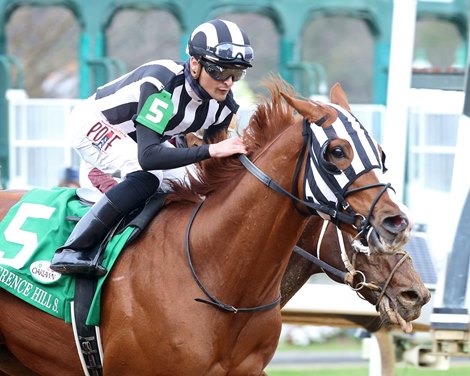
[{"x1": 167, "y1": 76, "x2": 298, "y2": 204}]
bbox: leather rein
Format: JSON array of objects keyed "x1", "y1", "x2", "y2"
[{"x1": 185, "y1": 199, "x2": 281, "y2": 313}]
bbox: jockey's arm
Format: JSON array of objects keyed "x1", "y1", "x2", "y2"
[{"x1": 136, "y1": 124, "x2": 211, "y2": 171}]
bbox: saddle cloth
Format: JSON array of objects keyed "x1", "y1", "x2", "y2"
[{"x1": 0, "y1": 187, "x2": 135, "y2": 325}]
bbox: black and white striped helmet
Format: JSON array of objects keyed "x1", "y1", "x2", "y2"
[{"x1": 187, "y1": 19, "x2": 254, "y2": 67}]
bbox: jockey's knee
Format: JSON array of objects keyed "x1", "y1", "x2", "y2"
[{"x1": 106, "y1": 171, "x2": 160, "y2": 213}]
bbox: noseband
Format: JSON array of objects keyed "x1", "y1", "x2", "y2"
[{"x1": 321, "y1": 221, "x2": 410, "y2": 308}]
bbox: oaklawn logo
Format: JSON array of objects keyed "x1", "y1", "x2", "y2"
[{"x1": 30, "y1": 261, "x2": 61, "y2": 284}]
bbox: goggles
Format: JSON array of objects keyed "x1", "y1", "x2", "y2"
[
  {"x1": 210, "y1": 43, "x2": 254, "y2": 64},
  {"x1": 200, "y1": 59, "x2": 246, "y2": 82}
]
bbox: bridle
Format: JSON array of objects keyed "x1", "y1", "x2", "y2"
[
  {"x1": 240, "y1": 118, "x2": 393, "y2": 244},
  {"x1": 295, "y1": 219, "x2": 411, "y2": 308}
]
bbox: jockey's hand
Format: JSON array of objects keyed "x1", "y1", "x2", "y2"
[{"x1": 208, "y1": 136, "x2": 247, "y2": 158}]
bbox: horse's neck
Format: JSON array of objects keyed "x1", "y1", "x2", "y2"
[
  {"x1": 191, "y1": 125, "x2": 309, "y2": 295},
  {"x1": 280, "y1": 215, "x2": 347, "y2": 307},
  {"x1": 280, "y1": 253, "x2": 316, "y2": 307}
]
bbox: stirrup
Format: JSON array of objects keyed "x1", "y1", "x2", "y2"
[
  {"x1": 50, "y1": 262, "x2": 107, "y2": 277},
  {"x1": 50, "y1": 250, "x2": 107, "y2": 277}
]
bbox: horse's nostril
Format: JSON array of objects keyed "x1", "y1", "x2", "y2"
[{"x1": 401, "y1": 289, "x2": 420, "y2": 303}]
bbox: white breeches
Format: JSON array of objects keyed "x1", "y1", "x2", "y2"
[{"x1": 70, "y1": 99, "x2": 196, "y2": 192}]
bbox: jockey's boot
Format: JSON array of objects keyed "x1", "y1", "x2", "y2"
[
  {"x1": 51, "y1": 170, "x2": 160, "y2": 276},
  {"x1": 50, "y1": 194, "x2": 122, "y2": 276}
]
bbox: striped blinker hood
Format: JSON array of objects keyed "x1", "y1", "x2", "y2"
[{"x1": 304, "y1": 104, "x2": 386, "y2": 220}]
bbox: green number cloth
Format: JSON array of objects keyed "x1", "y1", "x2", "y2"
[{"x1": 0, "y1": 187, "x2": 133, "y2": 325}]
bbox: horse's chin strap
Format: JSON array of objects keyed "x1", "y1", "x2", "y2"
[{"x1": 185, "y1": 200, "x2": 281, "y2": 314}]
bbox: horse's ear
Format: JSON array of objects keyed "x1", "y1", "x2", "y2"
[
  {"x1": 280, "y1": 92, "x2": 326, "y2": 124},
  {"x1": 330, "y1": 83, "x2": 351, "y2": 112}
]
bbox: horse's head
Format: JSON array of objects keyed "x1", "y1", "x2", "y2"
[
  {"x1": 281, "y1": 84, "x2": 411, "y2": 253},
  {"x1": 355, "y1": 249, "x2": 431, "y2": 333},
  {"x1": 308, "y1": 218, "x2": 431, "y2": 333}
]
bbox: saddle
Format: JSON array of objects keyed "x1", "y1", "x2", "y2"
[{"x1": 72, "y1": 188, "x2": 167, "y2": 376}]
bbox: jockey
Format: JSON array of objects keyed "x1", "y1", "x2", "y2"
[{"x1": 50, "y1": 19, "x2": 253, "y2": 276}]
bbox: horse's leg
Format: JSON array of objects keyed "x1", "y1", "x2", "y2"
[{"x1": 0, "y1": 345, "x2": 38, "y2": 376}]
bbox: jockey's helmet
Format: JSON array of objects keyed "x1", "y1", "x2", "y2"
[{"x1": 187, "y1": 19, "x2": 254, "y2": 68}]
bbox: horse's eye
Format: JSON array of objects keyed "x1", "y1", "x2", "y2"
[{"x1": 330, "y1": 146, "x2": 345, "y2": 159}]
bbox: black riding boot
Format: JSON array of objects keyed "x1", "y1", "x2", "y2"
[
  {"x1": 50, "y1": 194, "x2": 122, "y2": 276},
  {"x1": 51, "y1": 170, "x2": 160, "y2": 276}
]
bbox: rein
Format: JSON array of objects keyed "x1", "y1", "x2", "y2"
[
  {"x1": 292, "y1": 246, "x2": 348, "y2": 282},
  {"x1": 185, "y1": 200, "x2": 281, "y2": 313}
]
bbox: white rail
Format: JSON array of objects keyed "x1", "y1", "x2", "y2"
[{"x1": 7, "y1": 93, "x2": 80, "y2": 189}]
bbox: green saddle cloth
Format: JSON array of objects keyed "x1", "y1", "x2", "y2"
[{"x1": 0, "y1": 187, "x2": 134, "y2": 325}]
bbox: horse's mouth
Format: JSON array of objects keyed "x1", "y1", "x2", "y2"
[
  {"x1": 367, "y1": 228, "x2": 409, "y2": 254},
  {"x1": 378, "y1": 295, "x2": 414, "y2": 333}
]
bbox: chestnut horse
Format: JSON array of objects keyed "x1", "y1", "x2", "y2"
[{"x1": 0, "y1": 79, "x2": 412, "y2": 375}]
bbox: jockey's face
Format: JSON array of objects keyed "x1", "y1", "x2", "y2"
[{"x1": 189, "y1": 57, "x2": 238, "y2": 102}]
